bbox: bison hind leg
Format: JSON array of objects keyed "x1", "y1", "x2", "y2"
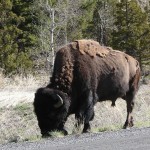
[
  {"x1": 123, "y1": 89, "x2": 136, "y2": 129},
  {"x1": 123, "y1": 116, "x2": 134, "y2": 129}
]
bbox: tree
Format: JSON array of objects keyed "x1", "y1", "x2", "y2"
[
  {"x1": 12, "y1": 0, "x2": 38, "y2": 50},
  {"x1": 32, "y1": 0, "x2": 88, "y2": 73},
  {"x1": 112, "y1": 0, "x2": 150, "y2": 68},
  {"x1": 32, "y1": 0, "x2": 63, "y2": 73},
  {"x1": 82, "y1": 0, "x2": 117, "y2": 46},
  {"x1": 0, "y1": 0, "x2": 43, "y2": 75},
  {"x1": 0, "y1": 0, "x2": 32, "y2": 74}
]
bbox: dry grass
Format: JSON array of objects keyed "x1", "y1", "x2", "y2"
[
  {"x1": 0, "y1": 72, "x2": 49, "y2": 107},
  {"x1": 0, "y1": 103, "x2": 41, "y2": 144},
  {"x1": 0, "y1": 72, "x2": 150, "y2": 144}
]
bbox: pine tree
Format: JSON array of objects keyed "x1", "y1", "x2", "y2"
[
  {"x1": 112, "y1": 0, "x2": 150, "y2": 68},
  {"x1": 0, "y1": 0, "x2": 29, "y2": 74},
  {"x1": 12, "y1": 0, "x2": 39, "y2": 54},
  {"x1": 0, "y1": 0, "x2": 40, "y2": 74},
  {"x1": 82, "y1": 0, "x2": 117, "y2": 46}
]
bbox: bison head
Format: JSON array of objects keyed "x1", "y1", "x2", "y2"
[{"x1": 33, "y1": 87, "x2": 69, "y2": 137}]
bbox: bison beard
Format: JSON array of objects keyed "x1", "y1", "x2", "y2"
[{"x1": 34, "y1": 39, "x2": 141, "y2": 137}]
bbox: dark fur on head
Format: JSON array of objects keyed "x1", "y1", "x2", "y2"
[{"x1": 33, "y1": 87, "x2": 70, "y2": 137}]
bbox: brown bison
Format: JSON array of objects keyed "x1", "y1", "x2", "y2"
[{"x1": 34, "y1": 39, "x2": 140, "y2": 137}]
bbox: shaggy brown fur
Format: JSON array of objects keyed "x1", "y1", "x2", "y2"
[
  {"x1": 50, "y1": 40, "x2": 111, "y2": 94},
  {"x1": 34, "y1": 39, "x2": 141, "y2": 137},
  {"x1": 50, "y1": 44, "x2": 74, "y2": 94}
]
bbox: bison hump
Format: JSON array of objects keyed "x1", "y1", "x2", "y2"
[{"x1": 75, "y1": 39, "x2": 109, "y2": 58}]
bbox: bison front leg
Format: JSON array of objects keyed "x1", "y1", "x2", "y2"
[
  {"x1": 75, "y1": 90, "x2": 95, "y2": 133},
  {"x1": 58, "y1": 125, "x2": 68, "y2": 135},
  {"x1": 83, "y1": 108, "x2": 94, "y2": 133},
  {"x1": 57, "y1": 119, "x2": 68, "y2": 135},
  {"x1": 75, "y1": 106, "x2": 94, "y2": 133}
]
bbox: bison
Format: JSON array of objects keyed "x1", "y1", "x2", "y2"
[{"x1": 34, "y1": 39, "x2": 140, "y2": 137}]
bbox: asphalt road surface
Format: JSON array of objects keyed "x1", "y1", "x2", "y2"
[{"x1": 0, "y1": 127, "x2": 150, "y2": 150}]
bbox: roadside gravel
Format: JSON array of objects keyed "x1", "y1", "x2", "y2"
[{"x1": 0, "y1": 127, "x2": 150, "y2": 150}]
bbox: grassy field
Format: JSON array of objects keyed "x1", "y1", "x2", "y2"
[{"x1": 0, "y1": 73, "x2": 150, "y2": 144}]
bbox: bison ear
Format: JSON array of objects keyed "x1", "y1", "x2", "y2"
[{"x1": 53, "y1": 94, "x2": 63, "y2": 108}]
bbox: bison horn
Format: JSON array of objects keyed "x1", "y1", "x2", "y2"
[{"x1": 54, "y1": 94, "x2": 63, "y2": 108}]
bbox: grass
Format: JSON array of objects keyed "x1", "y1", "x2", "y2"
[
  {"x1": 92, "y1": 124, "x2": 123, "y2": 133},
  {"x1": 0, "y1": 72, "x2": 150, "y2": 144},
  {"x1": 0, "y1": 103, "x2": 41, "y2": 144},
  {"x1": 49, "y1": 131, "x2": 65, "y2": 138}
]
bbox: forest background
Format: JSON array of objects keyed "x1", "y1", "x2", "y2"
[{"x1": 0, "y1": 0, "x2": 150, "y2": 76}]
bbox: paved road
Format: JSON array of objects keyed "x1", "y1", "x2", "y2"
[{"x1": 0, "y1": 127, "x2": 150, "y2": 150}]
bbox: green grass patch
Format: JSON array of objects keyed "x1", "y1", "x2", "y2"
[
  {"x1": 135, "y1": 121, "x2": 150, "y2": 128},
  {"x1": 13, "y1": 103, "x2": 34, "y2": 118},
  {"x1": 92, "y1": 124, "x2": 122, "y2": 133},
  {"x1": 14, "y1": 103, "x2": 31, "y2": 111},
  {"x1": 48, "y1": 131, "x2": 65, "y2": 138},
  {"x1": 23, "y1": 135, "x2": 42, "y2": 142}
]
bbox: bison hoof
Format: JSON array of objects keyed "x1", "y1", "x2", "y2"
[
  {"x1": 123, "y1": 122, "x2": 134, "y2": 129},
  {"x1": 42, "y1": 132, "x2": 52, "y2": 138},
  {"x1": 62, "y1": 129, "x2": 68, "y2": 135},
  {"x1": 82, "y1": 129, "x2": 91, "y2": 134}
]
